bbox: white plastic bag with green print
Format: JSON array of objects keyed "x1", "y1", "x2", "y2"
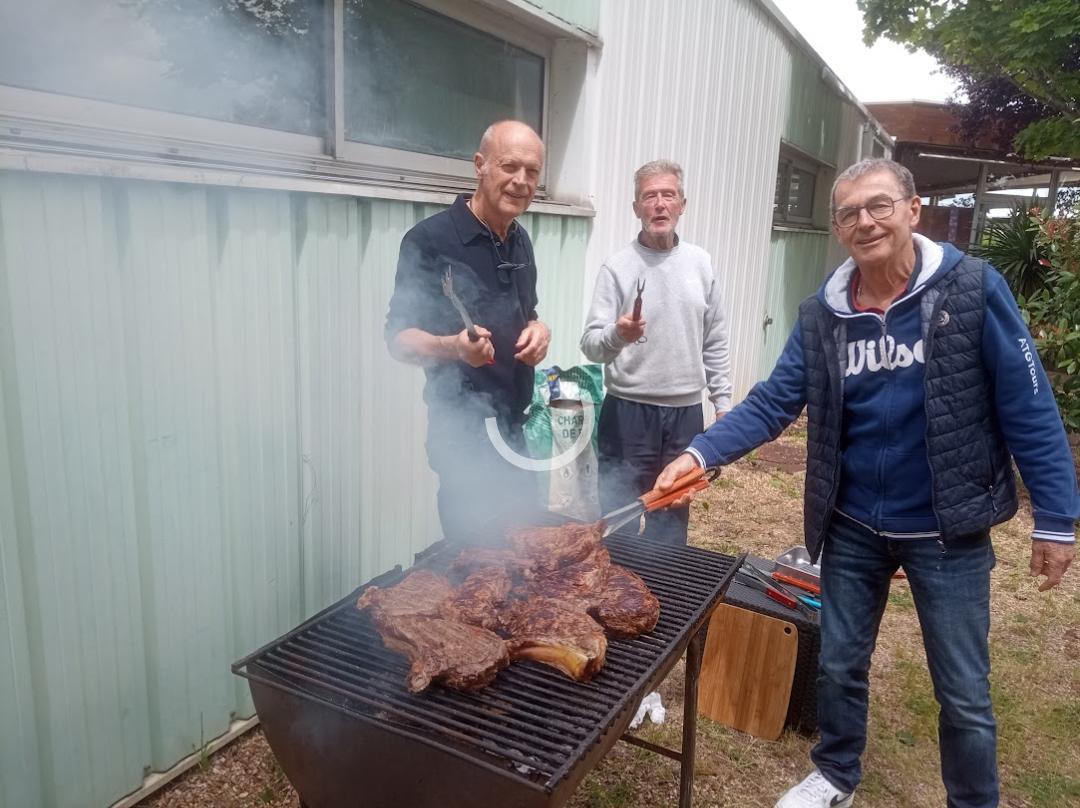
[{"x1": 523, "y1": 365, "x2": 604, "y2": 520}]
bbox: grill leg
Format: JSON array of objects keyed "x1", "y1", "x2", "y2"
[{"x1": 679, "y1": 625, "x2": 708, "y2": 808}]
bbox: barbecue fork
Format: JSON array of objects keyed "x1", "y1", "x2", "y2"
[{"x1": 632, "y1": 277, "x2": 647, "y2": 344}]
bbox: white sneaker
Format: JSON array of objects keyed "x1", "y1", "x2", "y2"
[{"x1": 775, "y1": 770, "x2": 853, "y2": 808}]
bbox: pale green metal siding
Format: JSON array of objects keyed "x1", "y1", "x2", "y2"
[
  {"x1": 782, "y1": 48, "x2": 842, "y2": 165},
  {"x1": 759, "y1": 230, "x2": 830, "y2": 378},
  {"x1": 759, "y1": 30, "x2": 862, "y2": 375},
  {"x1": 529, "y1": 0, "x2": 599, "y2": 35},
  {"x1": 0, "y1": 172, "x2": 589, "y2": 807}
]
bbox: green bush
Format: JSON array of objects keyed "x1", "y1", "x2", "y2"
[
  {"x1": 1016, "y1": 214, "x2": 1080, "y2": 430},
  {"x1": 970, "y1": 204, "x2": 1047, "y2": 298}
]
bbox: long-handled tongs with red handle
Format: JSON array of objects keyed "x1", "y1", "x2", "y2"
[{"x1": 600, "y1": 466, "x2": 719, "y2": 538}]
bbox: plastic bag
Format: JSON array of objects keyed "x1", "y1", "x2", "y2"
[{"x1": 523, "y1": 365, "x2": 603, "y2": 519}]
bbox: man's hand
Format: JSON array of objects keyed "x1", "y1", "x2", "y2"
[
  {"x1": 515, "y1": 320, "x2": 550, "y2": 365},
  {"x1": 454, "y1": 326, "x2": 495, "y2": 367},
  {"x1": 1029, "y1": 540, "x2": 1075, "y2": 591},
  {"x1": 654, "y1": 452, "x2": 705, "y2": 508},
  {"x1": 615, "y1": 314, "x2": 646, "y2": 343}
]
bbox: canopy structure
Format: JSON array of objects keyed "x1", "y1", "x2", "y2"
[{"x1": 866, "y1": 101, "x2": 1080, "y2": 247}]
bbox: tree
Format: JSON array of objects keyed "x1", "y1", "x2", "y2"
[{"x1": 857, "y1": 0, "x2": 1080, "y2": 159}]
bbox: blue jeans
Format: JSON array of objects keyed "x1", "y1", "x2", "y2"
[{"x1": 811, "y1": 514, "x2": 998, "y2": 807}]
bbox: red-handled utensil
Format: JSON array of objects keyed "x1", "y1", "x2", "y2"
[{"x1": 600, "y1": 466, "x2": 718, "y2": 538}]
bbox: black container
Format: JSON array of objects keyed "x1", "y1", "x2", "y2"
[{"x1": 724, "y1": 568, "x2": 820, "y2": 735}]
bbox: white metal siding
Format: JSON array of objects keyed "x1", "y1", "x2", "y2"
[{"x1": 586, "y1": 0, "x2": 792, "y2": 399}]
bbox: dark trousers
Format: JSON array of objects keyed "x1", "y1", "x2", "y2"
[
  {"x1": 597, "y1": 395, "x2": 704, "y2": 545},
  {"x1": 812, "y1": 514, "x2": 998, "y2": 807}
]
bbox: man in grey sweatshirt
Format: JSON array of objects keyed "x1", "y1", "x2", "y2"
[{"x1": 580, "y1": 160, "x2": 732, "y2": 543}]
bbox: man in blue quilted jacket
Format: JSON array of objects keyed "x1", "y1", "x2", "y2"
[{"x1": 657, "y1": 158, "x2": 1077, "y2": 808}]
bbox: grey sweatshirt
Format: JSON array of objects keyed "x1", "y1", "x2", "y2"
[{"x1": 580, "y1": 238, "x2": 732, "y2": 411}]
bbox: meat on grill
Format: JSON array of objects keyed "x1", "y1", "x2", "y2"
[
  {"x1": 357, "y1": 521, "x2": 659, "y2": 691},
  {"x1": 443, "y1": 565, "x2": 513, "y2": 632},
  {"x1": 357, "y1": 570, "x2": 509, "y2": 692},
  {"x1": 593, "y1": 565, "x2": 660, "y2": 639},
  {"x1": 451, "y1": 546, "x2": 527, "y2": 576},
  {"x1": 369, "y1": 613, "x2": 510, "y2": 693},
  {"x1": 355, "y1": 570, "x2": 455, "y2": 619},
  {"x1": 506, "y1": 520, "x2": 603, "y2": 577},
  {"x1": 520, "y1": 546, "x2": 611, "y2": 609},
  {"x1": 501, "y1": 598, "x2": 607, "y2": 681}
]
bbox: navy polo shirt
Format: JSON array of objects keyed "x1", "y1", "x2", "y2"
[{"x1": 385, "y1": 194, "x2": 539, "y2": 425}]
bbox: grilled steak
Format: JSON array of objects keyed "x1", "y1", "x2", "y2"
[
  {"x1": 502, "y1": 598, "x2": 607, "y2": 681},
  {"x1": 507, "y1": 520, "x2": 603, "y2": 577},
  {"x1": 593, "y1": 565, "x2": 660, "y2": 639},
  {"x1": 452, "y1": 546, "x2": 527, "y2": 576},
  {"x1": 355, "y1": 570, "x2": 454, "y2": 619},
  {"x1": 521, "y1": 546, "x2": 611, "y2": 609},
  {"x1": 443, "y1": 565, "x2": 513, "y2": 632},
  {"x1": 356, "y1": 522, "x2": 658, "y2": 692},
  {"x1": 370, "y1": 614, "x2": 509, "y2": 693}
]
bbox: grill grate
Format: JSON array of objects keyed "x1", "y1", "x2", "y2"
[{"x1": 234, "y1": 532, "x2": 737, "y2": 795}]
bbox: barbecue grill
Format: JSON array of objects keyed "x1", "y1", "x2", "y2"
[{"x1": 233, "y1": 527, "x2": 739, "y2": 808}]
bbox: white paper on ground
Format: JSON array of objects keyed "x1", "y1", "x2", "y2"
[{"x1": 629, "y1": 691, "x2": 666, "y2": 729}]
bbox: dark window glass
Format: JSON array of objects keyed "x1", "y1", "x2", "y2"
[
  {"x1": 787, "y1": 167, "x2": 816, "y2": 219},
  {"x1": 0, "y1": 0, "x2": 326, "y2": 135},
  {"x1": 344, "y1": 0, "x2": 543, "y2": 160}
]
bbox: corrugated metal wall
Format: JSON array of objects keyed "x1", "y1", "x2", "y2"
[
  {"x1": 783, "y1": 48, "x2": 842, "y2": 164},
  {"x1": 760, "y1": 229, "x2": 830, "y2": 377},
  {"x1": 586, "y1": 0, "x2": 791, "y2": 400},
  {"x1": 529, "y1": 0, "x2": 599, "y2": 34},
  {"x1": 583, "y1": 1, "x2": 887, "y2": 391},
  {"x1": 0, "y1": 171, "x2": 589, "y2": 807}
]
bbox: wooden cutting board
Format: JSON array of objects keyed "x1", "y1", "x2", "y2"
[{"x1": 697, "y1": 603, "x2": 798, "y2": 740}]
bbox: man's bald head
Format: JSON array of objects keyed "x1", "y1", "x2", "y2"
[
  {"x1": 470, "y1": 120, "x2": 545, "y2": 237},
  {"x1": 478, "y1": 120, "x2": 545, "y2": 162}
]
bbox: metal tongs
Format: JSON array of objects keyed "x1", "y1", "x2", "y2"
[
  {"x1": 737, "y1": 559, "x2": 819, "y2": 616},
  {"x1": 442, "y1": 266, "x2": 480, "y2": 342},
  {"x1": 632, "y1": 277, "x2": 647, "y2": 344},
  {"x1": 600, "y1": 466, "x2": 720, "y2": 538}
]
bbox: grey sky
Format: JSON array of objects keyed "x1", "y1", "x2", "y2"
[{"x1": 771, "y1": 0, "x2": 960, "y2": 104}]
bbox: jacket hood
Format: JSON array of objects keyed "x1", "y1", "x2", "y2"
[{"x1": 818, "y1": 233, "x2": 965, "y2": 315}]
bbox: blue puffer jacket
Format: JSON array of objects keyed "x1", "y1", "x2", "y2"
[{"x1": 688, "y1": 235, "x2": 1078, "y2": 555}]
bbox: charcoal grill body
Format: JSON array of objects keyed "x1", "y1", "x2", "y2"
[{"x1": 234, "y1": 532, "x2": 738, "y2": 808}]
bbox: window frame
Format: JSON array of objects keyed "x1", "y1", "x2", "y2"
[
  {"x1": 0, "y1": 0, "x2": 560, "y2": 198},
  {"x1": 338, "y1": 0, "x2": 551, "y2": 183},
  {"x1": 772, "y1": 144, "x2": 829, "y2": 229}
]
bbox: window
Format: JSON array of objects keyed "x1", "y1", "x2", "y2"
[
  {"x1": 344, "y1": 0, "x2": 543, "y2": 162},
  {"x1": 0, "y1": 0, "x2": 326, "y2": 135},
  {"x1": 0, "y1": 0, "x2": 566, "y2": 194},
  {"x1": 774, "y1": 149, "x2": 822, "y2": 226}
]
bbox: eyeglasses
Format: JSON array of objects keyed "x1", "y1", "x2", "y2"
[
  {"x1": 486, "y1": 233, "x2": 527, "y2": 286},
  {"x1": 832, "y1": 196, "x2": 909, "y2": 228}
]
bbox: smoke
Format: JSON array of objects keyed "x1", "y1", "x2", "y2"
[{"x1": 386, "y1": 249, "x2": 553, "y2": 545}]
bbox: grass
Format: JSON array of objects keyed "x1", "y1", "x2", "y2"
[{"x1": 569, "y1": 424, "x2": 1080, "y2": 807}]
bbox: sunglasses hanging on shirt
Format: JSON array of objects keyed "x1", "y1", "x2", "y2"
[{"x1": 480, "y1": 224, "x2": 528, "y2": 286}]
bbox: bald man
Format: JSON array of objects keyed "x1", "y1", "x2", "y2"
[{"x1": 385, "y1": 120, "x2": 552, "y2": 540}]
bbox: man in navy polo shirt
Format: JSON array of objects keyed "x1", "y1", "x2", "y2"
[{"x1": 385, "y1": 120, "x2": 551, "y2": 540}]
